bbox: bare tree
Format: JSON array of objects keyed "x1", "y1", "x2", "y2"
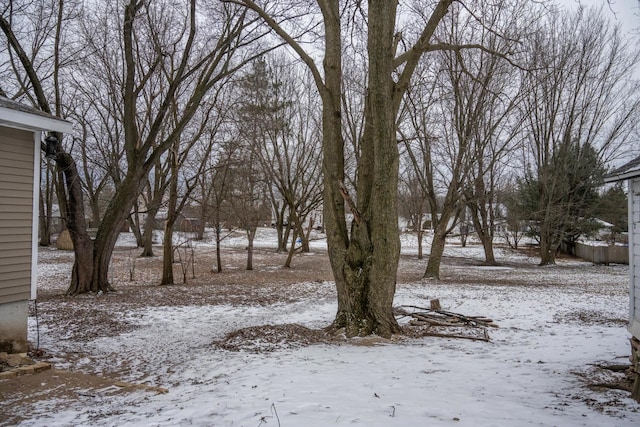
[
  {"x1": 398, "y1": 160, "x2": 428, "y2": 259},
  {"x1": 235, "y1": 0, "x2": 506, "y2": 336},
  {"x1": 1, "y1": 0, "x2": 94, "y2": 291},
  {"x1": 160, "y1": 96, "x2": 224, "y2": 285},
  {"x1": 77, "y1": 0, "x2": 269, "y2": 293},
  {"x1": 401, "y1": 61, "x2": 466, "y2": 280},
  {"x1": 247, "y1": 56, "x2": 323, "y2": 266},
  {"x1": 454, "y1": 11, "x2": 524, "y2": 265},
  {"x1": 198, "y1": 139, "x2": 239, "y2": 272},
  {"x1": 520, "y1": 6, "x2": 640, "y2": 265}
]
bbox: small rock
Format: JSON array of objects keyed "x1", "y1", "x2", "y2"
[{"x1": 0, "y1": 352, "x2": 33, "y2": 367}]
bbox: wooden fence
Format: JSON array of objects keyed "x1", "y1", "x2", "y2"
[{"x1": 572, "y1": 242, "x2": 629, "y2": 265}]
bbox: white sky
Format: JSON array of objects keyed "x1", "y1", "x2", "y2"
[{"x1": 557, "y1": 0, "x2": 640, "y2": 39}]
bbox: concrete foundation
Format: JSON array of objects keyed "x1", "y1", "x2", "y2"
[{"x1": 0, "y1": 300, "x2": 28, "y2": 353}]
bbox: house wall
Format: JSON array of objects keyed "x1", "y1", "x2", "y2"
[
  {"x1": 629, "y1": 179, "x2": 640, "y2": 339},
  {"x1": 0, "y1": 126, "x2": 35, "y2": 352}
]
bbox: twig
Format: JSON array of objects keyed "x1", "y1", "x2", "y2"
[
  {"x1": 271, "y1": 403, "x2": 281, "y2": 427},
  {"x1": 422, "y1": 331, "x2": 491, "y2": 342}
]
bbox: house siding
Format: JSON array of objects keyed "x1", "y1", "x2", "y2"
[
  {"x1": 0, "y1": 126, "x2": 34, "y2": 305},
  {"x1": 630, "y1": 179, "x2": 640, "y2": 338}
]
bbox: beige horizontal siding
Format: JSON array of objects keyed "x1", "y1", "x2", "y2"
[
  {"x1": 0, "y1": 219, "x2": 35, "y2": 228},
  {"x1": 1, "y1": 199, "x2": 34, "y2": 210},
  {"x1": 0, "y1": 290, "x2": 30, "y2": 305},
  {"x1": 0, "y1": 269, "x2": 31, "y2": 282},
  {"x1": 0, "y1": 254, "x2": 31, "y2": 267},
  {"x1": 0, "y1": 240, "x2": 32, "y2": 251},
  {"x1": 0, "y1": 157, "x2": 33, "y2": 172},
  {"x1": 0, "y1": 186, "x2": 37, "y2": 197},
  {"x1": 0, "y1": 261, "x2": 31, "y2": 274},
  {"x1": 0, "y1": 181, "x2": 32, "y2": 192},
  {"x1": 0, "y1": 146, "x2": 33, "y2": 163},
  {"x1": 0, "y1": 212, "x2": 33, "y2": 221},
  {"x1": 0, "y1": 227, "x2": 32, "y2": 237},
  {"x1": 0, "y1": 235, "x2": 31, "y2": 245},
  {"x1": 0, "y1": 126, "x2": 35, "y2": 304}
]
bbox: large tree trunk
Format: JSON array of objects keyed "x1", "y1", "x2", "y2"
[
  {"x1": 284, "y1": 228, "x2": 297, "y2": 268},
  {"x1": 539, "y1": 231, "x2": 558, "y2": 266},
  {"x1": 424, "y1": 201, "x2": 458, "y2": 279},
  {"x1": 140, "y1": 204, "x2": 159, "y2": 257},
  {"x1": 302, "y1": 215, "x2": 313, "y2": 253},
  {"x1": 320, "y1": 2, "x2": 352, "y2": 336},
  {"x1": 246, "y1": 226, "x2": 256, "y2": 270},
  {"x1": 161, "y1": 221, "x2": 175, "y2": 285},
  {"x1": 39, "y1": 161, "x2": 56, "y2": 246},
  {"x1": 91, "y1": 170, "x2": 146, "y2": 292},
  {"x1": 57, "y1": 151, "x2": 95, "y2": 296},
  {"x1": 330, "y1": 1, "x2": 401, "y2": 338},
  {"x1": 214, "y1": 219, "x2": 223, "y2": 272},
  {"x1": 417, "y1": 228, "x2": 424, "y2": 260},
  {"x1": 481, "y1": 234, "x2": 496, "y2": 265},
  {"x1": 161, "y1": 155, "x2": 179, "y2": 285},
  {"x1": 469, "y1": 206, "x2": 497, "y2": 265},
  {"x1": 424, "y1": 226, "x2": 447, "y2": 279},
  {"x1": 127, "y1": 203, "x2": 143, "y2": 247},
  {"x1": 274, "y1": 202, "x2": 286, "y2": 252},
  {"x1": 38, "y1": 188, "x2": 51, "y2": 246},
  {"x1": 237, "y1": 0, "x2": 454, "y2": 337}
]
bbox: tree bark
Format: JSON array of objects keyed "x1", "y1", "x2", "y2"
[
  {"x1": 246, "y1": 227, "x2": 256, "y2": 270},
  {"x1": 161, "y1": 221, "x2": 175, "y2": 285},
  {"x1": 539, "y1": 231, "x2": 558, "y2": 266},
  {"x1": 424, "y1": 199, "x2": 458, "y2": 279},
  {"x1": 57, "y1": 150, "x2": 95, "y2": 296},
  {"x1": 424, "y1": 226, "x2": 447, "y2": 279},
  {"x1": 331, "y1": 1, "x2": 402, "y2": 338},
  {"x1": 469, "y1": 203, "x2": 497, "y2": 265},
  {"x1": 161, "y1": 149, "x2": 180, "y2": 285},
  {"x1": 215, "y1": 220, "x2": 223, "y2": 272},
  {"x1": 140, "y1": 204, "x2": 159, "y2": 257},
  {"x1": 38, "y1": 187, "x2": 51, "y2": 247},
  {"x1": 284, "y1": 228, "x2": 297, "y2": 268},
  {"x1": 92, "y1": 170, "x2": 147, "y2": 291}
]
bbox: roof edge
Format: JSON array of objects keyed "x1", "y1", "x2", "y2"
[{"x1": 0, "y1": 105, "x2": 73, "y2": 134}]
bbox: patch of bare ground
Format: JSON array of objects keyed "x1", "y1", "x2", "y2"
[
  {"x1": 566, "y1": 363, "x2": 640, "y2": 417},
  {"x1": 0, "y1": 369, "x2": 145, "y2": 426},
  {"x1": 554, "y1": 310, "x2": 629, "y2": 327},
  {"x1": 214, "y1": 323, "x2": 341, "y2": 352}
]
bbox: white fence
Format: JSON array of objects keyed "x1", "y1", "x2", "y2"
[{"x1": 573, "y1": 242, "x2": 629, "y2": 265}]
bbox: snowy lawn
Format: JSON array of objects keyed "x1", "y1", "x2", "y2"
[{"x1": 2, "y1": 228, "x2": 639, "y2": 426}]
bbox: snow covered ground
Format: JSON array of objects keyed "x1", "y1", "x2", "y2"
[{"x1": 12, "y1": 229, "x2": 640, "y2": 426}]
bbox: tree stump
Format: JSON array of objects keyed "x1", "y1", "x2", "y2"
[{"x1": 430, "y1": 299, "x2": 442, "y2": 311}]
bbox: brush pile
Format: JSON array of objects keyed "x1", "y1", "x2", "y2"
[{"x1": 395, "y1": 299, "x2": 498, "y2": 342}]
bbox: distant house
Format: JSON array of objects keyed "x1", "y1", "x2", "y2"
[
  {"x1": 154, "y1": 210, "x2": 203, "y2": 233},
  {"x1": 605, "y1": 157, "x2": 640, "y2": 401},
  {"x1": 0, "y1": 97, "x2": 72, "y2": 353}
]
